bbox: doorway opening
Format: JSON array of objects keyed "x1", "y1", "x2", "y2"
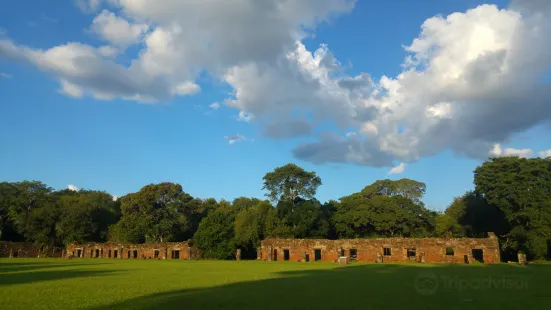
[
  {"x1": 314, "y1": 249, "x2": 322, "y2": 261},
  {"x1": 472, "y1": 249, "x2": 484, "y2": 263},
  {"x1": 349, "y1": 249, "x2": 357, "y2": 260},
  {"x1": 283, "y1": 249, "x2": 290, "y2": 261},
  {"x1": 172, "y1": 250, "x2": 180, "y2": 259},
  {"x1": 407, "y1": 248, "x2": 416, "y2": 260}
]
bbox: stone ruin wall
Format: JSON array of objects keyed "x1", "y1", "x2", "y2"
[
  {"x1": 65, "y1": 242, "x2": 201, "y2": 260},
  {"x1": 260, "y1": 233, "x2": 500, "y2": 264}
]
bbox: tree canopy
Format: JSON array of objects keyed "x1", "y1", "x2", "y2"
[{"x1": 262, "y1": 163, "x2": 322, "y2": 203}]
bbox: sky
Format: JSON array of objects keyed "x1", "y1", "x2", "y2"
[{"x1": 1, "y1": 0, "x2": 551, "y2": 211}]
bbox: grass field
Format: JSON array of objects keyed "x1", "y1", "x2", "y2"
[{"x1": 1, "y1": 259, "x2": 550, "y2": 309}]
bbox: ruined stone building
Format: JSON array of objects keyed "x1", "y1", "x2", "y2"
[
  {"x1": 259, "y1": 233, "x2": 500, "y2": 264},
  {"x1": 64, "y1": 242, "x2": 200, "y2": 259},
  {"x1": 2, "y1": 234, "x2": 501, "y2": 264}
]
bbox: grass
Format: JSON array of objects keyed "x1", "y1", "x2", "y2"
[{"x1": 1, "y1": 259, "x2": 550, "y2": 309}]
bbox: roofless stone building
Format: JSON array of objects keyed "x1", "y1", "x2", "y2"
[
  {"x1": 259, "y1": 233, "x2": 500, "y2": 264},
  {"x1": 2, "y1": 233, "x2": 500, "y2": 264}
]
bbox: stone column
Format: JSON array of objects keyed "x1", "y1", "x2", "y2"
[
  {"x1": 256, "y1": 248, "x2": 262, "y2": 260},
  {"x1": 376, "y1": 252, "x2": 382, "y2": 263},
  {"x1": 236, "y1": 249, "x2": 242, "y2": 261},
  {"x1": 8, "y1": 248, "x2": 13, "y2": 258},
  {"x1": 268, "y1": 246, "x2": 272, "y2": 261},
  {"x1": 420, "y1": 252, "x2": 425, "y2": 263}
]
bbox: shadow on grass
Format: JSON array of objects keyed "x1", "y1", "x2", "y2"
[
  {"x1": 90, "y1": 263, "x2": 551, "y2": 310},
  {"x1": 0, "y1": 268, "x2": 124, "y2": 286},
  {"x1": 0, "y1": 261, "x2": 109, "y2": 274}
]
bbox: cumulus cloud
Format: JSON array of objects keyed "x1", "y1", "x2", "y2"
[
  {"x1": 388, "y1": 162, "x2": 407, "y2": 175},
  {"x1": 67, "y1": 184, "x2": 79, "y2": 192},
  {"x1": 90, "y1": 10, "x2": 149, "y2": 47},
  {"x1": 2, "y1": 1, "x2": 551, "y2": 167},
  {"x1": 224, "y1": 134, "x2": 246, "y2": 145},
  {"x1": 539, "y1": 149, "x2": 551, "y2": 158},
  {"x1": 489, "y1": 144, "x2": 534, "y2": 158},
  {"x1": 173, "y1": 82, "x2": 200, "y2": 96},
  {"x1": 98, "y1": 45, "x2": 119, "y2": 58},
  {"x1": 112, "y1": 195, "x2": 118, "y2": 201},
  {"x1": 261, "y1": 118, "x2": 313, "y2": 139},
  {"x1": 59, "y1": 79, "x2": 84, "y2": 98},
  {"x1": 209, "y1": 102, "x2": 220, "y2": 110}
]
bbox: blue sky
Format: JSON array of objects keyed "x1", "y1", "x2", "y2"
[{"x1": 1, "y1": 0, "x2": 550, "y2": 211}]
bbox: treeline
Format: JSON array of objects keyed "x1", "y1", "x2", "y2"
[{"x1": 1, "y1": 157, "x2": 550, "y2": 261}]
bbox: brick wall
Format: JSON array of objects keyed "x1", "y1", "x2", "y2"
[
  {"x1": 260, "y1": 233, "x2": 500, "y2": 264},
  {"x1": 65, "y1": 242, "x2": 201, "y2": 260}
]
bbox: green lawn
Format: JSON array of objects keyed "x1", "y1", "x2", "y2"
[{"x1": 1, "y1": 259, "x2": 550, "y2": 309}]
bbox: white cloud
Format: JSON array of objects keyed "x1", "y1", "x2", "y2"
[
  {"x1": 90, "y1": 10, "x2": 149, "y2": 47},
  {"x1": 67, "y1": 184, "x2": 79, "y2": 192},
  {"x1": 2, "y1": 1, "x2": 551, "y2": 167},
  {"x1": 0, "y1": 72, "x2": 12, "y2": 79},
  {"x1": 112, "y1": 195, "x2": 118, "y2": 201},
  {"x1": 75, "y1": 0, "x2": 103, "y2": 13},
  {"x1": 388, "y1": 162, "x2": 407, "y2": 175},
  {"x1": 98, "y1": 45, "x2": 119, "y2": 58},
  {"x1": 345, "y1": 132, "x2": 357, "y2": 138},
  {"x1": 489, "y1": 143, "x2": 534, "y2": 158},
  {"x1": 224, "y1": 134, "x2": 246, "y2": 145},
  {"x1": 59, "y1": 79, "x2": 84, "y2": 98},
  {"x1": 173, "y1": 82, "x2": 200, "y2": 96},
  {"x1": 539, "y1": 149, "x2": 551, "y2": 158},
  {"x1": 209, "y1": 102, "x2": 220, "y2": 110}
]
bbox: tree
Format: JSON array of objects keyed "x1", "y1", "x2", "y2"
[
  {"x1": 360, "y1": 178, "x2": 426, "y2": 205},
  {"x1": 56, "y1": 190, "x2": 120, "y2": 244},
  {"x1": 444, "y1": 191, "x2": 508, "y2": 238},
  {"x1": 114, "y1": 183, "x2": 194, "y2": 243},
  {"x1": 234, "y1": 200, "x2": 271, "y2": 257},
  {"x1": 6, "y1": 181, "x2": 60, "y2": 252},
  {"x1": 232, "y1": 197, "x2": 262, "y2": 211},
  {"x1": 474, "y1": 157, "x2": 551, "y2": 259},
  {"x1": 434, "y1": 213, "x2": 464, "y2": 238},
  {"x1": 262, "y1": 163, "x2": 322, "y2": 203},
  {"x1": 333, "y1": 180, "x2": 435, "y2": 238},
  {"x1": 193, "y1": 202, "x2": 237, "y2": 259},
  {"x1": 0, "y1": 182, "x2": 24, "y2": 241}
]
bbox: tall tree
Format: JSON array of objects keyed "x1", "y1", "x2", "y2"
[
  {"x1": 474, "y1": 157, "x2": 551, "y2": 259},
  {"x1": 7, "y1": 181, "x2": 60, "y2": 252},
  {"x1": 334, "y1": 180, "x2": 435, "y2": 238},
  {"x1": 193, "y1": 201, "x2": 237, "y2": 259},
  {"x1": 113, "y1": 182, "x2": 194, "y2": 243},
  {"x1": 234, "y1": 200, "x2": 272, "y2": 255},
  {"x1": 56, "y1": 190, "x2": 120, "y2": 244},
  {"x1": 262, "y1": 163, "x2": 322, "y2": 203},
  {"x1": 444, "y1": 191, "x2": 508, "y2": 238},
  {"x1": 360, "y1": 179, "x2": 426, "y2": 205}
]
